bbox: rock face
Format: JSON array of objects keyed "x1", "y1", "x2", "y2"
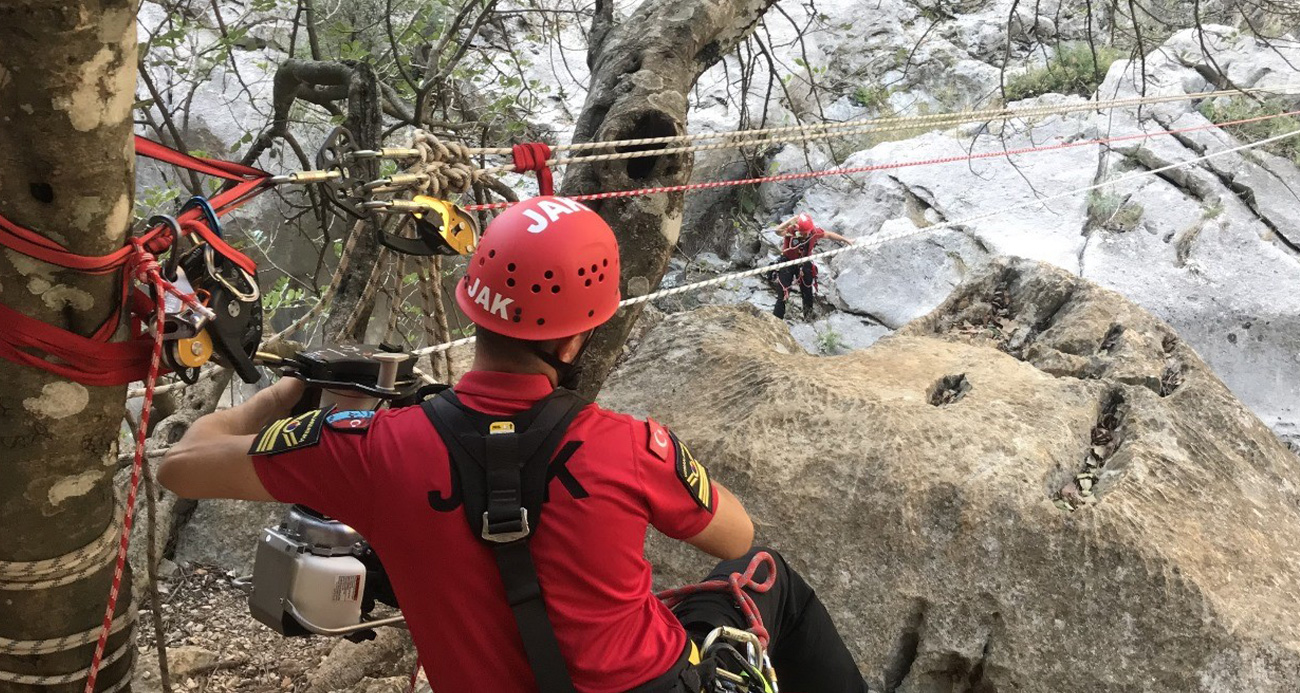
[
  {"x1": 173, "y1": 499, "x2": 286, "y2": 575},
  {"x1": 602, "y1": 259, "x2": 1300, "y2": 692},
  {"x1": 779, "y1": 28, "x2": 1300, "y2": 440}
]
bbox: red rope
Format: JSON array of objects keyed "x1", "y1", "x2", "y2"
[
  {"x1": 0, "y1": 137, "x2": 268, "y2": 385},
  {"x1": 467, "y1": 110, "x2": 1300, "y2": 212},
  {"x1": 512, "y1": 142, "x2": 555, "y2": 196},
  {"x1": 83, "y1": 242, "x2": 187, "y2": 693},
  {"x1": 657, "y1": 551, "x2": 778, "y2": 648}
]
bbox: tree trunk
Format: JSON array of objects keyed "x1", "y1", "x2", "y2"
[
  {"x1": 0, "y1": 1, "x2": 140, "y2": 691},
  {"x1": 562, "y1": 0, "x2": 781, "y2": 397},
  {"x1": 322, "y1": 62, "x2": 385, "y2": 344}
]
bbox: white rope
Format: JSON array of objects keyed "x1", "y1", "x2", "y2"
[
  {"x1": 471, "y1": 84, "x2": 1300, "y2": 172},
  {"x1": 0, "y1": 505, "x2": 122, "y2": 591},
  {"x1": 0, "y1": 637, "x2": 132, "y2": 685},
  {"x1": 0, "y1": 605, "x2": 138, "y2": 656},
  {"x1": 415, "y1": 125, "x2": 1300, "y2": 356}
]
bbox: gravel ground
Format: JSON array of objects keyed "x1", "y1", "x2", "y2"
[{"x1": 133, "y1": 562, "x2": 344, "y2": 693}]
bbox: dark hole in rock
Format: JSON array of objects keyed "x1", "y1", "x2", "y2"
[
  {"x1": 1099, "y1": 323, "x2": 1124, "y2": 354},
  {"x1": 929, "y1": 374, "x2": 972, "y2": 406},
  {"x1": 29, "y1": 183, "x2": 54, "y2": 203}
]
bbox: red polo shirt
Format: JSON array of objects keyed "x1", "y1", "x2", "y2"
[{"x1": 252, "y1": 371, "x2": 717, "y2": 692}]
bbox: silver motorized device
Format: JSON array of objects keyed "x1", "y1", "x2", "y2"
[{"x1": 249, "y1": 345, "x2": 426, "y2": 639}]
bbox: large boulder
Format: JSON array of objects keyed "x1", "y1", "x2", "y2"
[{"x1": 602, "y1": 259, "x2": 1300, "y2": 692}]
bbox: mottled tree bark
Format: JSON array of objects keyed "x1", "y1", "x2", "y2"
[
  {"x1": 321, "y1": 62, "x2": 385, "y2": 344},
  {"x1": 562, "y1": 0, "x2": 781, "y2": 397},
  {"x1": 0, "y1": 1, "x2": 140, "y2": 691}
]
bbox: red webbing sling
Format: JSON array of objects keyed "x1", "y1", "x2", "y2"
[{"x1": 0, "y1": 136, "x2": 272, "y2": 385}]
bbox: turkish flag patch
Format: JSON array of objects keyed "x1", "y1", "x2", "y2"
[
  {"x1": 646, "y1": 418, "x2": 672, "y2": 462},
  {"x1": 325, "y1": 409, "x2": 376, "y2": 434}
]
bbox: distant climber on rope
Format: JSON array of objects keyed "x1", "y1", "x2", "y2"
[
  {"x1": 159, "y1": 196, "x2": 868, "y2": 693},
  {"x1": 771, "y1": 213, "x2": 852, "y2": 321}
]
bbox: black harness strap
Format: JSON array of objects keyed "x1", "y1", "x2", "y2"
[{"x1": 422, "y1": 388, "x2": 589, "y2": 693}]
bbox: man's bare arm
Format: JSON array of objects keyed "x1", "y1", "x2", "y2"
[
  {"x1": 685, "y1": 482, "x2": 754, "y2": 560},
  {"x1": 823, "y1": 230, "x2": 853, "y2": 244},
  {"x1": 158, "y1": 378, "x2": 306, "y2": 501}
]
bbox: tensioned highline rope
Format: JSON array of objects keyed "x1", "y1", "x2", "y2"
[
  {"x1": 458, "y1": 108, "x2": 1300, "y2": 212},
  {"x1": 467, "y1": 84, "x2": 1300, "y2": 172},
  {"x1": 413, "y1": 123, "x2": 1300, "y2": 356}
]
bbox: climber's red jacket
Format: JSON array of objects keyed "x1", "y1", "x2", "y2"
[
  {"x1": 781, "y1": 227, "x2": 826, "y2": 260},
  {"x1": 251, "y1": 370, "x2": 717, "y2": 693}
]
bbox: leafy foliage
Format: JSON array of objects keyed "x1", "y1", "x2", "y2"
[
  {"x1": 1199, "y1": 97, "x2": 1300, "y2": 166},
  {"x1": 816, "y1": 326, "x2": 846, "y2": 354},
  {"x1": 1004, "y1": 44, "x2": 1122, "y2": 102}
]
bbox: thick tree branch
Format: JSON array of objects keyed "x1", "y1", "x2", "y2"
[{"x1": 561, "y1": 0, "x2": 783, "y2": 396}]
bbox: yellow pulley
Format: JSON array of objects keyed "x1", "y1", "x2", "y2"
[
  {"x1": 410, "y1": 196, "x2": 478, "y2": 256},
  {"x1": 172, "y1": 329, "x2": 215, "y2": 369}
]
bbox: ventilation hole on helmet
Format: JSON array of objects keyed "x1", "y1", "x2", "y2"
[
  {"x1": 479, "y1": 258, "x2": 485, "y2": 266},
  {"x1": 515, "y1": 307, "x2": 523, "y2": 316},
  {"x1": 532, "y1": 284, "x2": 541, "y2": 293},
  {"x1": 508, "y1": 263, "x2": 516, "y2": 272},
  {"x1": 551, "y1": 286, "x2": 560, "y2": 294},
  {"x1": 513, "y1": 316, "x2": 521, "y2": 322},
  {"x1": 587, "y1": 310, "x2": 595, "y2": 318},
  {"x1": 537, "y1": 318, "x2": 546, "y2": 326},
  {"x1": 489, "y1": 249, "x2": 496, "y2": 258},
  {"x1": 598, "y1": 274, "x2": 605, "y2": 282},
  {"x1": 506, "y1": 278, "x2": 516, "y2": 287},
  {"x1": 584, "y1": 279, "x2": 592, "y2": 287},
  {"x1": 544, "y1": 270, "x2": 554, "y2": 279},
  {"x1": 578, "y1": 267, "x2": 586, "y2": 276},
  {"x1": 591, "y1": 264, "x2": 598, "y2": 273},
  {"x1": 602, "y1": 259, "x2": 609, "y2": 267}
]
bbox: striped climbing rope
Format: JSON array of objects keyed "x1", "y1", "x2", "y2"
[{"x1": 413, "y1": 116, "x2": 1300, "y2": 356}]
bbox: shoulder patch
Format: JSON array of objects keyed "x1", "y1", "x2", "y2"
[
  {"x1": 249, "y1": 408, "x2": 328, "y2": 456},
  {"x1": 646, "y1": 418, "x2": 672, "y2": 462},
  {"x1": 671, "y1": 433, "x2": 714, "y2": 512},
  {"x1": 326, "y1": 409, "x2": 376, "y2": 434}
]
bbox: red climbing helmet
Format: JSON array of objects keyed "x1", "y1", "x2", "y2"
[
  {"x1": 457, "y1": 196, "x2": 621, "y2": 340},
  {"x1": 795, "y1": 213, "x2": 815, "y2": 233}
]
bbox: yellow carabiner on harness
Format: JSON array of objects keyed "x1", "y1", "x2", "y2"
[{"x1": 410, "y1": 196, "x2": 479, "y2": 256}]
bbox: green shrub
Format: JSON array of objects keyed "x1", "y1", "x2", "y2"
[
  {"x1": 1004, "y1": 44, "x2": 1123, "y2": 102},
  {"x1": 816, "y1": 326, "x2": 846, "y2": 354},
  {"x1": 1088, "y1": 191, "x2": 1145, "y2": 232},
  {"x1": 851, "y1": 85, "x2": 891, "y2": 111},
  {"x1": 1199, "y1": 97, "x2": 1300, "y2": 166}
]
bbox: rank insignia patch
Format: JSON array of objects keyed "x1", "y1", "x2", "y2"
[
  {"x1": 249, "y1": 409, "x2": 328, "y2": 455},
  {"x1": 672, "y1": 434, "x2": 714, "y2": 512},
  {"x1": 326, "y1": 409, "x2": 376, "y2": 434}
]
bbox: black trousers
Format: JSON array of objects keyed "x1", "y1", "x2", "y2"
[
  {"x1": 773, "y1": 265, "x2": 815, "y2": 319},
  {"x1": 669, "y1": 548, "x2": 868, "y2": 693}
]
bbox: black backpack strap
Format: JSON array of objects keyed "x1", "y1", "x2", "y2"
[{"x1": 422, "y1": 387, "x2": 589, "y2": 693}]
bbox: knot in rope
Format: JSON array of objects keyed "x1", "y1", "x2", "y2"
[
  {"x1": 512, "y1": 142, "x2": 554, "y2": 196},
  {"x1": 409, "y1": 131, "x2": 480, "y2": 196},
  {"x1": 127, "y1": 239, "x2": 162, "y2": 286},
  {"x1": 656, "y1": 550, "x2": 778, "y2": 648}
]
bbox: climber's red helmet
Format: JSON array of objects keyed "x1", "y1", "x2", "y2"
[
  {"x1": 795, "y1": 213, "x2": 816, "y2": 233},
  {"x1": 456, "y1": 196, "x2": 621, "y2": 341}
]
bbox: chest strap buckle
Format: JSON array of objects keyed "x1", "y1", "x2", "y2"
[{"x1": 482, "y1": 508, "x2": 531, "y2": 543}]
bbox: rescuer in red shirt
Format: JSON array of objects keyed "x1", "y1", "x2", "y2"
[
  {"x1": 160, "y1": 196, "x2": 867, "y2": 693},
  {"x1": 772, "y1": 213, "x2": 853, "y2": 320}
]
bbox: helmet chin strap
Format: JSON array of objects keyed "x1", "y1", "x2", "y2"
[{"x1": 531, "y1": 335, "x2": 592, "y2": 389}]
